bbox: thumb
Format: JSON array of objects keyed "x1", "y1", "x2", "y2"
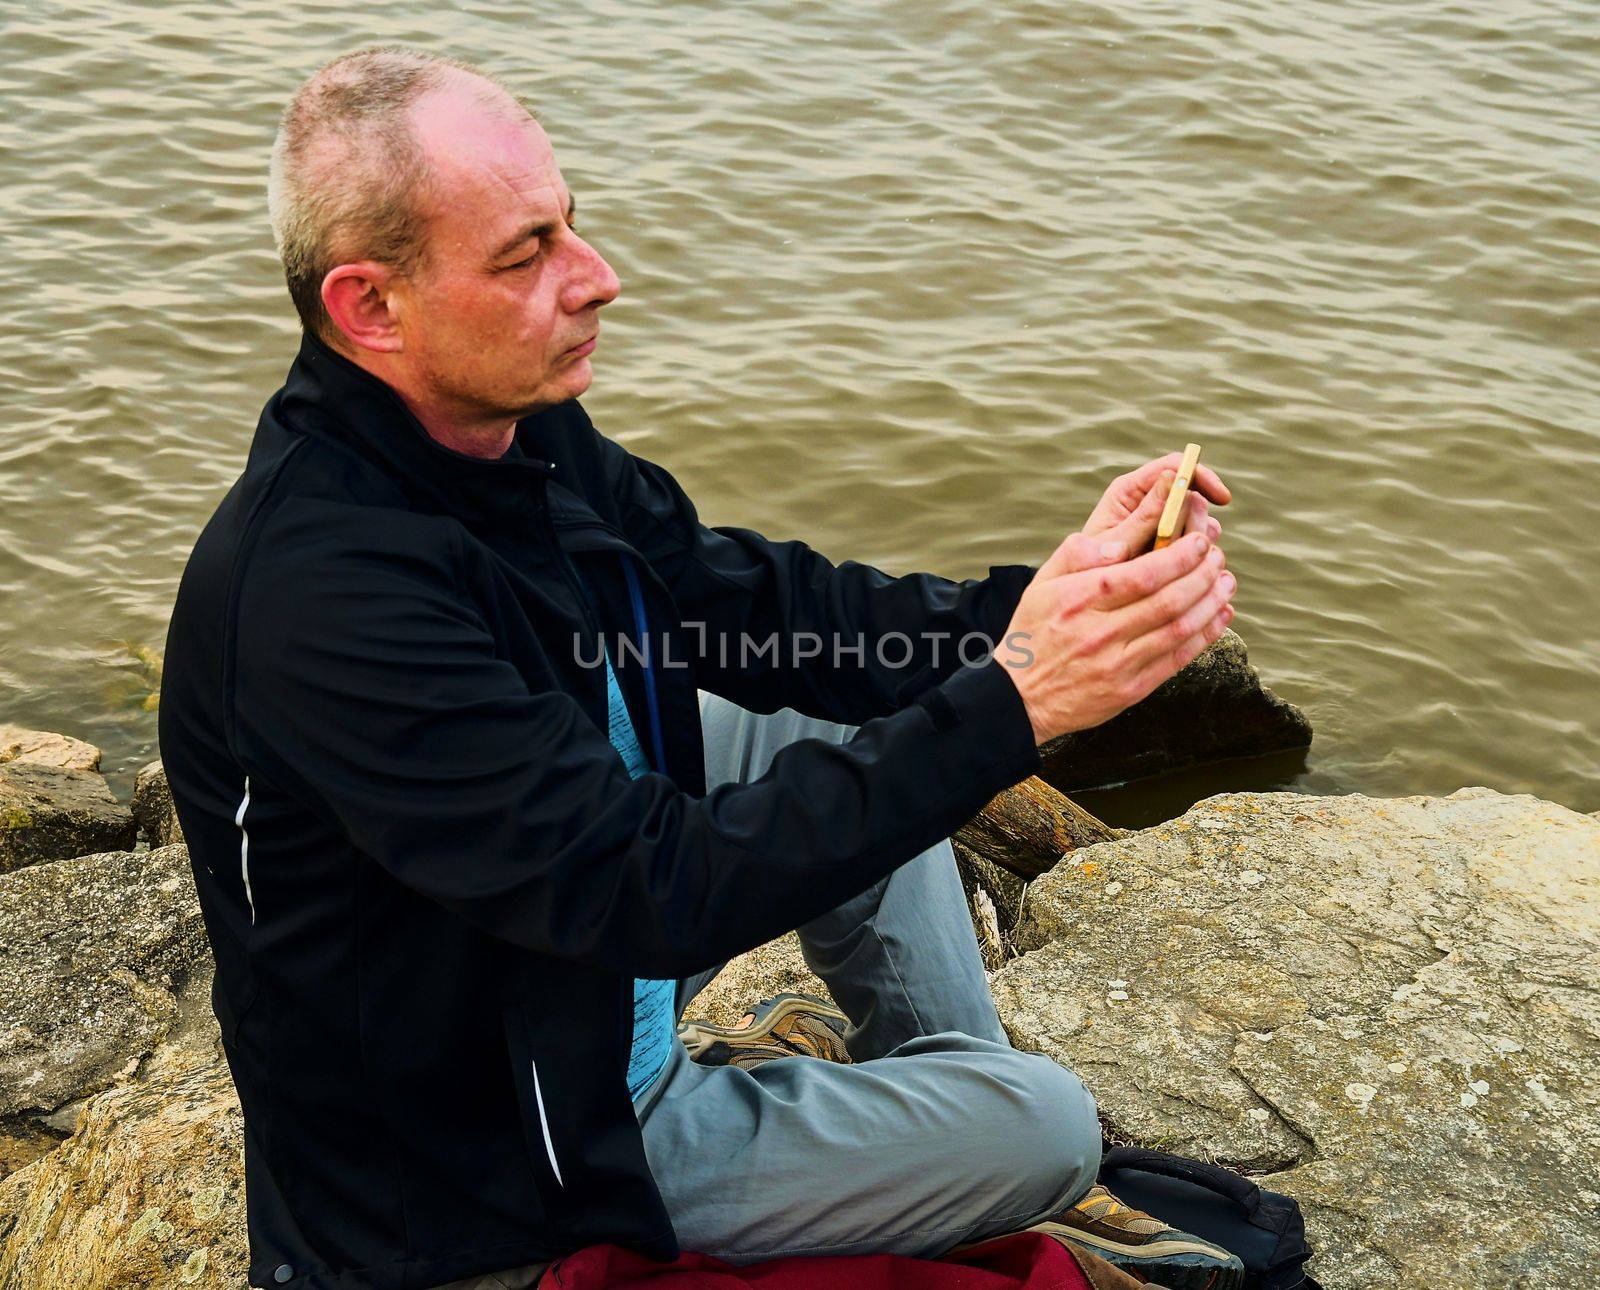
[
  {"x1": 1106, "y1": 469, "x2": 1175, "y2": 556},
  {"x1": 1037, "y1": 529, "x2": 1127, "y2": 581}
]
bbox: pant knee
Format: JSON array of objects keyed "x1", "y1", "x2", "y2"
[{"x1": 1008, "y1": 1054, "x2": 1102, "y2": 1220}]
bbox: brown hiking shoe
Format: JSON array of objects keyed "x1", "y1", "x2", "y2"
[
  {"x1": 1029, "y1": 1184, "x2": 1244, "y2": 1290},
  {"x1": 677, "y1": 992, "x2": 851, "y2": 1070},
  {"x1": 1058, "y1": 1243, "x2": 1154, "y2": 1290},
  {"x1": 952, "y1": 1233, "x2": 1149, "y2": 1289}
]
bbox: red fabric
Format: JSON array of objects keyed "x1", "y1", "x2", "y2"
[{"x1": 536, "y1": 1233, "x2": 1091, "y2": 1289}]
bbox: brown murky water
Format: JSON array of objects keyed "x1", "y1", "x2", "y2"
[{"x1": 2, "y1": 0, "x2": 1596, "y2": 822}]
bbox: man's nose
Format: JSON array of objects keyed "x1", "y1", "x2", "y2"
[{"x1": 563, "y1": 234, "x2": 621, "y2": 312}]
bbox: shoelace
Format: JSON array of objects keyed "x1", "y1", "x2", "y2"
[
  {"x1": 772, "y1": 1015, "x2": 846, "y2": 1059},
  {"x1": 1073, "y1": 1187, "x2": 1132, "y2": 1221}
]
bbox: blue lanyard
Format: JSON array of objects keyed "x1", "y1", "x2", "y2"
[{"x1": 620, "y1": 554, "x2": 668, "y2": 775}]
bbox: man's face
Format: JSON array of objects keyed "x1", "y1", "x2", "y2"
[{"x1": 395, "y1": 90, "x2": 620, "y2": 422}]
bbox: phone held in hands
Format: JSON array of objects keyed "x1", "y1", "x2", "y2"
[{"x1": 1151, "y1": 442, "x2": 1203, "y2": 552}]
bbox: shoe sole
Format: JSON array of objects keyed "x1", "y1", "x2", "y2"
[
  {"x1": 678, "y1": 994, "x2": 846, "y2": 1061},
  {"x1": 1031, "y1": 1223, "x2": 1245, "y2": 1290}
]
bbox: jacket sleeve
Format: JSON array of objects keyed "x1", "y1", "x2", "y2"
[
  {"x1": 605, "y1": 436, "x2": 1038, "y2": 725},
  {"x1": 231, "y1": 508, "x2": 1043, "y2": 979}
]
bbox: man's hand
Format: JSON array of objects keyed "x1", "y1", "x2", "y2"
[
  {"x1": 1001, "y1": 501, "x2": 1236, "y2": 747},
  {"x1": 1080, "y1": 454, "x2": 1231, "y2": 559}
]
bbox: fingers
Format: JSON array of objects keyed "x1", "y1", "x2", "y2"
[
  {"x1": 1047, "y1": 473, "x2": 1176, "y2": 575},
  {"x1": 1127, "y1": 602, "x2": 1235, "y2": 702},
  {"x1": 1051, "y1": 460, "x2": 1224, "y2": 583},
  {"x1": 1121, "y1": 454, "x2": 1231, "y2": 506},
  {"x1": 1116, "y1": 544, "x2": 1234, "y2": 645},
  {"x1": 1080, "y1": 530, "x2": 1213, "y2": 612},
  {"x1": 1119, "y1": 455, "x2": 1182, "y2": 496},
  {"x1": 1097, "y1": 470, "x2": 1174, "y2": 561},
  {"x1": 1193, "y1": 464, "x2": 1230, "y2": 506},
  {"x1": 1185, "y1": 492, "x2": 1220, "y2": 544},
  {"x1": 1038, "y1": 529, "x2": 1120, "y2": 580}
]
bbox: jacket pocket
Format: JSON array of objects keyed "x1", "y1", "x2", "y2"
[{"x1": 501, "y1": 1004, "x2": 568, "y2": 1203}]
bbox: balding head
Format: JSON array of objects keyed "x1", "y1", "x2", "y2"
[
  {"x1": 267, "y1": 47, "x2": 533, "y2": 344},
  {"x1": 266, "y1": 47, "x2": 619, "y2": 454}
]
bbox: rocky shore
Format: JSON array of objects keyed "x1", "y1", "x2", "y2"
[{"x1": 1, "y1": 635, "x2": 1593, "y2": 1288}]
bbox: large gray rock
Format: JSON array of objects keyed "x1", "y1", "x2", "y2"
[
  {"x1": 0, "y1": 845, "x2": 208, "y2": 1126},
  {"x1": 994, "y1": 787, "x2": 1599, "y2": 1288},
  {"x1": 0, "y1": 762, "x2": 136, "y2": 875},
  {"x1": 0, "y1": 1043, "x2": 246, "y2": 1290},
  {"x1": 1039, "y1": 629, "x2": 1311, "y2": 791},
  {"x1": 0, "y1": 728, "x2": 101, "y2": 772},
  {"x1": 132, "y1": 759, "x2": 184, "y2": 849},
  {"x1": 0, "y1": 963, "x2": 230, "y2": 1280}
]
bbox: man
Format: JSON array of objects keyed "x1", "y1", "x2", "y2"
[{"x1": 159, "y1": 47, "x2": 1239, "y2": 1290}]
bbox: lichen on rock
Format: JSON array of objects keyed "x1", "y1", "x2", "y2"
[
  {"x1": 0, "y1": 1049, "x2": 247, "y2": 1289},
  {"x1": 995, "y1": 787, "x2": 1599, "y2": 1287},
  {"x1": 0, "y1": 844, "x2": 208, "y2": 1126},
  {"x1": 0, "y1": 761, "x2": 136, "y2": 875}
]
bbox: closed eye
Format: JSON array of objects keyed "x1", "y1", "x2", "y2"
[{"x1": 499, "y1": 219, "x2": 579, "y2": 273}]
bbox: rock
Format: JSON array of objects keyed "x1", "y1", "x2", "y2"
[
  {"x1": 0, "y1": 727, "x2": 101, "y2": 772},
  {"x1": 0, "y1": 1154, "x2": 40, "y2": 1252},
  {"x1": 1039, "y1": 629, "x2": 1311, "y2": 791},
  {"x1": 11, "y1": 785, "x2": 1588, "y2": 1287},
  {"x1": 0, "y1": 1047, "x2": 247, "y2": 1289},
  {"x1": 0, "y1": 844, "x2": 208, "y2": 1126},
  {"x1": 0, "y1": 1122, "x2": 65, "y2": 1186},
  {"x1": 132, "y1": 760, "x2": 184, "y2": 849},
  {"x1": 137, "y1": 963, "x2": 225, "y2": 1086},
  {"x1": 993, "y1": 787, "x2": 1600, "y2": 1287},
  {"x1": 0, "y1": 762, "x2": 136, "y2": 875}
]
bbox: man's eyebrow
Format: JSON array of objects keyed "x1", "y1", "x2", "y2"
[{"x1": 490, "y1": 194, "x2": 577, "y2": 261}]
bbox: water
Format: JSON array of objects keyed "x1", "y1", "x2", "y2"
[{"x1": 2, "y1": 0, "x2": 1596, "y2": 821}]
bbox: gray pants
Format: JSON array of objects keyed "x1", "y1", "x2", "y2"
[{"x1": 430, "y1": 694, "x2": 1100, "y2": 1288}]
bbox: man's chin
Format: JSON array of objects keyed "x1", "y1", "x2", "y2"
[
  {"x1": 552, "y1": 355, "x2": 594, "y2": 400},
  {"x1": 505, "y1": 364, "x2": 591, "y2": 419}
]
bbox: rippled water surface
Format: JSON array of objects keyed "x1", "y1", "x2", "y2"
[{"x1": 2, "y1": 0, "x2": 1596, "y2": 817}]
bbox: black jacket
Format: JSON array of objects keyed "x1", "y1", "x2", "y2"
[{"x1": 159, "y1": 333, "x2": 1044, "y2": 1289}]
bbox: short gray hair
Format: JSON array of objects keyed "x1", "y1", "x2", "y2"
[{"x1": 267, "y1": 47, "x2": 534, "y2": 343}]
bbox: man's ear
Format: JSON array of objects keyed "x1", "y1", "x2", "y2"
[{"x1": 321, "y1": 261, "x2": 405, "y2": 354}]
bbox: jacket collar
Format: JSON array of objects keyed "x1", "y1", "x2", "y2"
[{"x1": 275, "y1": 331, "x2": 568, "y2": 527}]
